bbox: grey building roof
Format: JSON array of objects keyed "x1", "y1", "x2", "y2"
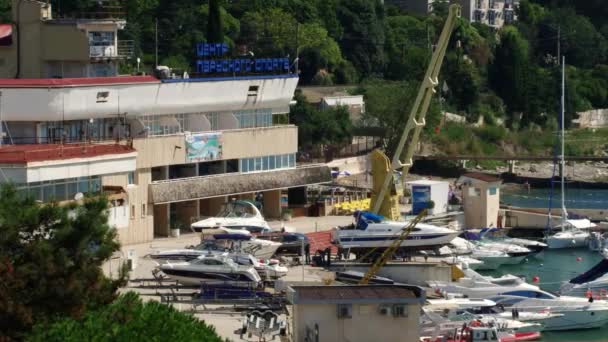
[{"x1": 287, "y1": 284, "x2": 425, "y2": 305}]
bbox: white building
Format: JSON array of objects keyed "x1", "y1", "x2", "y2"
[
  {"x1": 0, "y1": 1, "x2": 331, "y2": 245},
  {"x1": 455, "y1": 0, "x2": 519, "y2": 28}
]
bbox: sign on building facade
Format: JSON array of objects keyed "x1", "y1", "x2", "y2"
[{"x1": 185, "y1": 132, "x2": 223, "y2": 162}]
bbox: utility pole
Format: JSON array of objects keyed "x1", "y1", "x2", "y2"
[
  {"x1": 155, "y1": 18, "x2": 159, "y2": 68},
  {"x1": 557, "y1": 25, "x2": 560, "y2": 66}
]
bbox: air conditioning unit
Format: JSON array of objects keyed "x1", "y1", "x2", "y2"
[
  {"x1": 336, "y1": 304, "x2": 352, "y2": 319},
  {"x1": 378, "y1": 305, "x2": 391, "y2": 316}
]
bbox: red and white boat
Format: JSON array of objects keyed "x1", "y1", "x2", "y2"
[{"x1": 421, "y1": 323, "x2": 541, "y2": 342}]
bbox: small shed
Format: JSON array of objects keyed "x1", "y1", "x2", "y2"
[
  {"x1": 407, "y1": 180, "x2": 449, "y2": 215},
  {"x1": 457, "y1": 173, "x2": 502, "y2": 229}
]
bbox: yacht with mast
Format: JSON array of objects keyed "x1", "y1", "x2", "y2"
[{"x1": 545, "y1": 57, "x2": 593, "y2": 249}]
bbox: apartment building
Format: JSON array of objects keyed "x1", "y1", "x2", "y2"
[
  {"x1": 455, "y1": 0, "x2": 519, "y2": 28},
  {"x1": 383, "y1": 0, "x2": 518, "y2": 28},
  {"x1": 0, "y1": 1, "x2": 331, "y2": 245}
]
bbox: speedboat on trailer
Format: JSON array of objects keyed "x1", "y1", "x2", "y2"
[
  {"x1": 159, "y1": 254, "x2": 262, "y2": 288},
  {"x1": 191, "y1": 200, "x2": 272, "y2": 234},
  {"x1": 332, "y1": 211, "x2": 459, "y2": 253}
]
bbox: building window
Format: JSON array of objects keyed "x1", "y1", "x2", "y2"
[
  {"x1": 468, "y1": 187, "x2": 481, "y2": 197},
  {"x1": 489, "y1": 187, "x2": 497, "y2": 196},
  {"x1": 392, "y1": 304, "x2": 408, "y2": 318},
  {"x1": 234, "y1": 109, "x2": 273, "y2": 129},
  {"x1": 488, "y1": 11, "x2": 496, "y2": 25},
  {"x1": 127, "y1": 171, "x2": 136, "y2": 185},
  {"x1": 239, "y1": 153, "x2": 296, "y2": 173},
  {"x1": 337, "y1": 304, "x2": 352, "y2": 319},
  {"x1": 15, "y1": 176, "x2": 101, "y2": 203},
  {"x1": 141, "y1": 204, "x2": 146, "y2": 218}
]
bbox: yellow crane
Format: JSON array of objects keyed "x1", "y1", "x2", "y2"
[
  {"x1": 359, "y1": 209, "x2": 427, "y2": 284},
  {"x1": 359, "y1": 5, "x2": 460, "y2": 283},
  {"x1": 370, "y1": 4, "x2": 461, "y2": 217}
]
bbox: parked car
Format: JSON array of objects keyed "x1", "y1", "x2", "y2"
[{"x1": 257, "y1": 232, "x2": 310, "y2": 255}]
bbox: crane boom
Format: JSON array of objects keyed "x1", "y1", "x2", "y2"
[
  {"x1": 359, "y1": 209, "x2": 427, "y2": 285},
  {"x1": 371, "y1": 5, "x2": 460, "y2": 214}
]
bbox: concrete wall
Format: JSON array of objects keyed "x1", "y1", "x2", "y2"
[
  {"x1": 327, "y1": 155, "x2": 368, "y2": 175},
  {"x1": 574, "y1": 109, "x2": 608, "y2": 128},
  {"x1": 292, "y1": 302, "x2": 420, "y2": 342},
  {"x1": 102, "y1": 169, "x2": 154, "y2": 245},
  {"x1": 330, "y1": 263, "x2": 452, "y2": 286},
  {"x1": 463, "y1": 181, "x2": 501, "y2": 228},
  {"x1": 504, "y1": 209, "x2": 561, "y2": 229},
  {"x1": 132, "y1": 125, "x2": 297, "y2": 169},
  {"x1": 222, "y1": 125, "x2": 298, "y2": 159},
  {"x1": 0, "y1": 76, "x2": 299, "y2": 121},
  {"x1": 41, "y1": 24, "x2": 89, "y2": 61}
]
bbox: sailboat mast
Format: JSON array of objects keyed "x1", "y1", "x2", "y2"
[{"x1": 560, "y1": 56, "x2": 567, "y2": 229}]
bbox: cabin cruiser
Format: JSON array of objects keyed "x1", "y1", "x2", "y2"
[
  {"x1": 158, "y1": 254, "x2": 262, "y2": 287},
  {"x1": 488, "y1": 293, "x2": 608, "y2": 331},
  {"x1": 462, "y1": 229, "x2": 548, "y2": 255},
  {"x1": 190, "y1": 200, "x2": 272, "y2": 234},
  {"x1": 560, "y1": 258, "x2": 608, "y2": 297},
  {"x1": 150, "y1": 244, "x2": 287, "y2": 281},
  {"x1": 447, "y1": 238, "x2": 517, "y2": 271},
  {"x1": 150, "y1": 229, "x2": 281, "y2": 260},
  {"x1": 332, "y1": 211, "x2": 459, "y2": 253},
  {"x1": 546, "y1": 219, "x2": 594, "y2": 249},
  {"x1": 428, "y1": 267, "x2": 541, "y2": 299},
  {"x1": 439, "y1": 255, "x2": 485, "y2": 270},
  {"x1": 423, "y1": 298, "x2": 546, "y2": 334}
]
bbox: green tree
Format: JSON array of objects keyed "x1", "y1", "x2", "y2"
[
  {"x1": 384, "y1": 15, "x2": 432, "y2": 81},
  {"x1": 336, "y1": 0, "x2": 386, "y2": 76},
  {"x1": 28, "y1": 292, "x2": 225, "y2": 342},
  {"x1": 0, "y1": 185, "x2": 126, "y2": 340},
  {"x1": 290, "y1": 91, "x2": 352, "y2": 147},
  {"x1": 207, "y1": 0, "x2": 224, "y2": 43},
  {"x1": 359, "y1": 79, "x2": 441, "y2": 156},
  {"x1": 490, "y1": 26, "x2": 531, "y2": 127}
]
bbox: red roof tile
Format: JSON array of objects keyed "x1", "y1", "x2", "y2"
[
  {"x1": 0, "y1": 143, "x2": 136, "y2": 164},
  {"x1": 0, "y1": 76, "x2": 159, "y2": 88}
]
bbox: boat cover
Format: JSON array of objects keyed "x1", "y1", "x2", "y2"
[
  {"x1": 353, "y1": 211, "x2": 384, "y2": 230},
  {"x1": 461, "y1": 228, "x2": 499, "y2": 241},
  {"x1": 212, "y1": 234, "x2": 252, "y2": 241},
  {"x1": 569, "y1": 258, "x2": 608, "y2": 284}
]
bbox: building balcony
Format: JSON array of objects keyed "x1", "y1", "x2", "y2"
[
  {"x1": 89, "y1": 40, "x2": 133, "y2": 59},
  {"x1": 149, "y1": 164, "x2": 332, "y2": 204},
  {"x1": 132, "y1": 125, "x2": 298, "y2": 169},
  {"x1": 0, "y1": 143, "x2": 136, "y2": 183}
]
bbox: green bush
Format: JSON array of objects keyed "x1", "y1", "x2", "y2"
[
  {"x1": 27, "y1": 292, "x2": 225, "y2": 342},
  {"x1": 474, "y1": 125, "x2": 507, "y2": 144}
]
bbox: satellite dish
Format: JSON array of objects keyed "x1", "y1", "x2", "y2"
[{"x1": 74, "y1": 192, "x2": 84, "y2": 201}]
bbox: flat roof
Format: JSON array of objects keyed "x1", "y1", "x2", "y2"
[
  {"x1": 0, "y1": 143, "x2": 136, "y2": 164},
  {"x1": 461, "y1": 172, "x2": 502, "y2": 183},
  {"x1": 0, "y1": 76, "x2": 159, "y2": 88},
  {"x1": 407, "y1": 180, "x2": 449, "y2": 186},
  {"x1": 288, "y1": 285, "x2": 425, "y2": 305}
]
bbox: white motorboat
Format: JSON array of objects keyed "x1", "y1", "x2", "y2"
[
  {"x1": 439, "y1": 255, "x2": 485, "y2": 270},
  {"x1": 475, "y1": 242, "x2": 532, "y2": 265},
  {"x1": 463, "y1": 229, "x2": 548, "y2": 255},
  {"x1": 448, "y1": 238, "x2": 516, "y2": 271},
  {"x1": 489, "y1": 293, "x2": 608, "y2": 331},
  {"x1": 560, "y1": 258, "x2": 608, "y2": 297},
  {"x1": 546, "y1": 222, "x2": 592, "y2": 249},
  {"x1": 150, "y1": 245, "x2": 287, "y2": 281},
  {"x1": 159, "y1": 255, "x2": 262, "y2": 287},
  {"x1": 423, "y1": 298, "x2": 546, "y2": 334},
  {"x1": 332, "y1": 211, "x2": 459, "y2": 253},
  {"x1": 191, "y1": 200, "x2": 272, "y2": 234}
]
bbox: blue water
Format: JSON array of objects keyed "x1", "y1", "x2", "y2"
[
  {"x1": 501, "y1": 187, "x2": 608, "y2": 209},
  {"x1": 483, "y1": 249, "x2": 606, "y2": 341}
]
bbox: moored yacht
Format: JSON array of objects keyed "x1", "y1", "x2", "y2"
[
  {"x1": 560, "y1": 258, "x2": 608, "y2": 297},
  {"x1": 191, "y1": 200, "x2": 272, "y2": 234},
  {"x1": 546, "y1": 219, "x2": 594, "y2": 249},
  {"x1": 159, "y1": 254, "x2": 262, "y2": 287},
  {"x1": 332, "y1": 211, "x2": 459, "y2": 254}
]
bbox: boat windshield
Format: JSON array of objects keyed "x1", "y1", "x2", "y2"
[{"x1": 216, "y1": 201, "x2": 257, "y2": 218}]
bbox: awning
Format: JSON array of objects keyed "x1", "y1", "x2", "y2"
[{"x1": 0, "y1": 24, "x2": 12, "y2": 46}]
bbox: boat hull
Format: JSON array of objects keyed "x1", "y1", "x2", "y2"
[
  {"x1": 546, "y1": 234, "x2": 588, "y2": 249},
  {"x1": 160, "y1": 268, "x2": 260, "y2": 288},
  {"x1": 336, "y1": 232, "x2": 459, "y2": 252}
]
